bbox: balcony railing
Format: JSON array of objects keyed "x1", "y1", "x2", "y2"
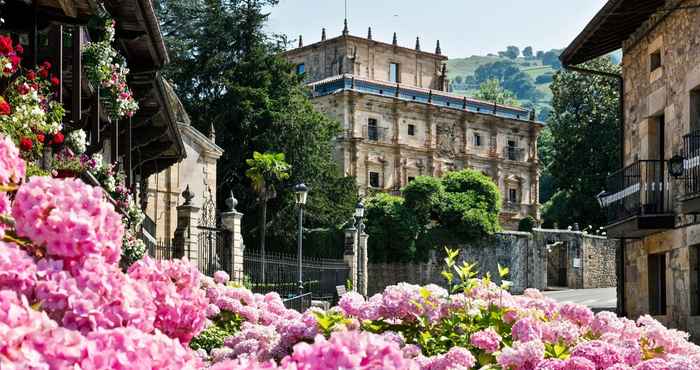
[
  {"x1": 683, "y1": 131, "x2": 700, "y2": 196},
  {"x1": 600, "y1": 160, "x2": 672, "y2": 226},
  {"x1": 363, "y1": 125, "x2": 389, "y2": 142},
  {"x1": 504, "y1": 146, "x2": 525, "y2": 161}
]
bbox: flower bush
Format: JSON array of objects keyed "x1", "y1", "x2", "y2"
[
  {"x1": 83, "y1": 19, "x2": 139, "y2": 118},
  {"x1": 2, "y1": 133, "x2": 700, "y2": 369}
]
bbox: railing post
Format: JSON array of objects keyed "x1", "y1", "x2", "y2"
[
  {"x1": 221, "y1": 192, "x2": 245, "y2": 282},
  {"x1": 173, "y1": 185, "x2": 200, "y2": 268}
]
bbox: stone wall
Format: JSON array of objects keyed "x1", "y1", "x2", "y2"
[{"x1": 367, "y1": 230, "x2": 618, "y2": 296}]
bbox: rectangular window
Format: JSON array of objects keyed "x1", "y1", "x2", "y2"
[
  {"x1": 650, "y1": 50, "x2": 662, "y2": 72},
  {"x1": 369, "y1": 172, "x2": 380, "y2": 188},
  {"x1": 296, "y1": 63, "x2": 305, "y2": 75},
  {"x1": 509, "y1": 188, "x2": 518, "y2": 203},
  {"x1": 367, "y1": 119, "x2": 379, "y2": 141},
  {"x1": 648, "y1": 253, "x2": 667, "y2": 316},
  {"x1": 507, "y1": 140, "x2": 517, "y2": 160},
  {"x1": 408, "y1": 124, "x2": 415, "y2": 136},
  {"x1": 474, "y1": 133, "x2": 482, "y2": 147},
  {"x1": 389, "y1": 63, "x2": 400, "y2": 83}
]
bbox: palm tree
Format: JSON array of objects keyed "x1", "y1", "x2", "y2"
[{"x1": 245, "y1": 151, "x2": 290, "y2": 283}]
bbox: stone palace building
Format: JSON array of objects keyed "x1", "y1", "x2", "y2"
[{"x1": 283, "y1": 23, "x2": 544, "y2": 229}]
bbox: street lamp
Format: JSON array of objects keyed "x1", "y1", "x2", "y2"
[
  {"x1": 294, "y1": 183, "x2": 309, "y2": 296},
  {"x1": 354, "y1": 200, "x2": 365, "y2": 295},
  {"x1": 669, "y1": 154, "x2": 685, "y2": 178}
]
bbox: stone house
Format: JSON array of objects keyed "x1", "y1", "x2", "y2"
[
  {"x1": 561, "y1": 0, "x2": 700, "y2": 337},
  {"x1": 283, "y1": 24, "x2": 543, "y2": 229}
]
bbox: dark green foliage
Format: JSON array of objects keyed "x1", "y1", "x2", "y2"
[
  {"x1": 366, "y1": 170, "x2": 501, "y2": 263},
  {"x1": 453, "y1": 75, "x2": 463, "y2": 84},
  {"x1": 518, "y1": 216, "x2": 537, "y2": 232},
  {"x1": 523, "y1": 46, "x2": 534, "y2": 59},
  {"x1": 535, "y1": 73, "x2": 554, "y2": 84},
  {"x1": 542, "y1": 49, "x2": 563, "y2": 68},
  {"x1": 156, "y1": 0, "x2": 357, "y2": 254},
  {"x1": 542, "y1": 58, "x2": 621, "y2": 229},
  {"x1": 504, "y1": 46, "x2": 520, "y2": 59},
  {"x1": 474, "y1": 61, "x2": 538, "y2": 100}
]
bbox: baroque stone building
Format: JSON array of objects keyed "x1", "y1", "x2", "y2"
[
  {"x1": 562, "y1": 0, "x2": 700, "y2": 338},
  {"x1": 283, "y1": 24, "x2": 543, "y2": 229}
]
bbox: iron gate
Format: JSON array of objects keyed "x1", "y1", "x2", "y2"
[{"x1": 196, "y1": 187, "x2": 232, "y2": 276}]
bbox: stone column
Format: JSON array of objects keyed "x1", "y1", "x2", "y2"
[
  {"x1": 344, "y1": 221, "x2": 358, "y2": 291},
  {"x1": 173, "y1": 185, "x2": 200, "y2": 268},
  {"x1": 221, "y1": 192, "x2": 245, "y2": 282},
  {"x1": 358, "y1": 230, "x2": 369, "y2": 297}
]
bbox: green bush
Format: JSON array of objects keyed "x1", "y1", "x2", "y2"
[
  {"x1": 402, "y1": 176, "x2": 444, "y2": 225},
  {"x1": 518, "y1": 216, "x2": 537, "y2": 232}
]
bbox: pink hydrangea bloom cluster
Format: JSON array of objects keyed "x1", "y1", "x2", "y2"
[
  {"x1": 12, "y1": 176, "x2": 123, "y2": 264},
  {"x1": 127, "y1": 257, "x2": 209, "y2": 344},
  {"x1": 0, "y1": 135, "x2": 25, "y2": 185},
  {"x1": 469, "y1": 327, "x2": 502, "y2": 353}
]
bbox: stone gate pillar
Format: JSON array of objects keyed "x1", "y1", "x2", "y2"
[
  {"x1": 358, "y1": 231, "x2": 369, "y2": 297},
  {"x1": 221, "y1": 192, "x2": 245, "y2": 282},
  {"x1": 343, "y1": 221, "x2": 358, "y2": 291},
  {"x1": 173, "y1": 185, "x2": 200, "y2": 268}
]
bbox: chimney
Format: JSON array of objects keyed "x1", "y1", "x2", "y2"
[
  {"x1": 342, "y1": 19, "x2": 349, "y2": 35},
  {"x1": 392, "y1": 32, "x2": 397, "y2": 46},
  {"x1": 321, "y1": 28, "x2": 326, "y2": 41},
  {"x1": 415, "y1": 36, "x2": 421, "y2": 51},
  {"x1": 367, "y1": 27, "x2": 372, "y2": 40},
  {"x1": 435, "y1": 40, "x2": 442, "y2": 55},
  {"x1": 298, "y1": 35, "x2": 303, "y2": 48}
]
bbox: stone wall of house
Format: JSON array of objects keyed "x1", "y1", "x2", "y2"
[
  {"x1": 367, "y1": 230, "x2": 617, "y2": 296},
  {"x1": 314, "y1": 91, "x2": 541, "y2": 229}
]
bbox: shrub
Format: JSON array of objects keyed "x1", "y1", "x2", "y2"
[{"x1": 518, "y1": 216, "x2": 537, "y2": 232}]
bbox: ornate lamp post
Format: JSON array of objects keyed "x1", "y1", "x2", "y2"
[
  {"x1": 669, "y1": 154, "x2": 685, "y2": 178},
  {"x1": 354, "y1": 201, "x2": 365, "y2": 294},
  {"x1": 294, "y1": 183, "x2": 309, "y2": 296}
]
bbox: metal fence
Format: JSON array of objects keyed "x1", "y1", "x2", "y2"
[
  {"x1": 603, "y1": 160, "x2": 672, "y2": 224},
  {"x1": 145, "y1": 238, "x2": 173, "y2": 261},
  {"x1": 238, "y1": 249, "x2": 349, "y2": 302},
  {"x1": 283, "y1": 292, "x2": 313, "y2": 312}
]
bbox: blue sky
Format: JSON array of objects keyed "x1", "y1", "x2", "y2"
[{"x1": 266, "y1": 0, "x2": 608, "y2": 57}]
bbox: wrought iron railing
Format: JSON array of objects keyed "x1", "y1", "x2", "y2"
[
  {"x1": 601, "y1": 160, "x2": 672, "y2": 224},
  {"x1": 683, "y1": 130, "x2": 700, "y2": 196},
  {"x1": 283, "y1": 292, "x2": 312, "y2": 312},
  {"x1": 363, "y1": 125, "x2": 389, "y2": 142}
]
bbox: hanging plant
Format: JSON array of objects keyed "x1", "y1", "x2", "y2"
[{"x1": 83, "y1": 18, "x2": 139, "y2": 119}]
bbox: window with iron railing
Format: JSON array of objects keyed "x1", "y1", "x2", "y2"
[{"x1": 364, "y1": 120, "x2": 388, "y2": 142}]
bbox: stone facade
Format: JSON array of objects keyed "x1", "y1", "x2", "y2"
[
  {"x1": 284, "y1": 29, "x2": 543, "y2": 229},
  {"x1": 612, "y1": 0, "x2": 700, "y2": 340},
  {"x1": 366, "y1": 230, "x2": 617, "y2": 295}
]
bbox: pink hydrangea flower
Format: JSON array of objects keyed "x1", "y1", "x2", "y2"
[
  {"x1": 570, "y1": 340, "x2": 623, "y2": 369},
  {"x1": 470, "y1": 327, "x2": 502, "y2": 353},
  {"x1": 559, "y1": 303, "x2": 594, "y2": 327},
  {"x1": 214, "y1": 270, "x2": 230, "y2": 285},
  {"x1": 497, "y1": 340, "x2": 545, "y2": 370},
  {"x1": 0, "y1": 135, "x2": 26, "y2": 185},
  {"x1": 512, "y1": 316, "x2": 544, "y2": 342},
  {"x1": 12, "y1": 177, "x2": 124, "y2": 265},
  {"x1": 0, "y1": 241, "x2": 37, "y2": 298}
]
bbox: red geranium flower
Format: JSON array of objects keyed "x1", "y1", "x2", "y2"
[
  {"x1": 52, "y1": 132, "x2": 64, "y2": 145},
  {"x1": 36, "y1": 133, "x2": 45, "y2": 143},
  {"x1": 26, "y1": 70, "x2": 35, "y2": 81},
  {"x1": 19, "y1": 137, "x2": 32, "y2": 151},
  {"x1": 9, "y1": 55, "x2": 20, "y2": 67},
  {"x1": 0, "y1": 98, "x2": 11, "y2": 115},
  {"x1": 42, "y1": 61, "x2": 51, "y2": 70},
  {"x1": 39, "y1": 68, "x2": 49, "y2": 79},
  {"x1": 0, "y1": 36, "x2": 13, "y2": 54},
  {"x1": 15, "y1": 44, "x2": 23, "y2": 54},
  {"x1": 16, "y1": 83, "x2": 29, "y2": 95},
  {"x1": 50, "y1": 76, "x2": 60, "y2": 86}
]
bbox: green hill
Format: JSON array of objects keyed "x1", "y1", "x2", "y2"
[{"x1": 446, "y1": 50, "x2": 563, "y2": 121}]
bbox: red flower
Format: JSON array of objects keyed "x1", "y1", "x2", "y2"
[
  {"x1": 39, "y1": 68, "x2": 49, "y2": 79},
  {"x1": 0, "y1": 36, "x2": 13, "y2": 54},
  {"x1": 36, "y1": 133, "x2": 45, "y2": 143},
  {"x1": 16, "y1": 83, "x2": 29, "y2": 95},
  {"x1": 15, "y1": 44, "x2": 23, "y2": 55},
  {"x1": 26, "y1": 70, "x2": 35, "y2": 81},
  {"x1": 52, "y1": 132, "x2": 64, "y2": 145},
  {"x1": 9, "y1": 55, "x2": 20, "y2": 67},
  {"x1": 50, "y1": 76, "x2": 60, "y2": 86},
  {"x1": 42, "y1": 61, "x2": 51, "y2": 70},
  {"x1": 0, "y1": 98, "x2": 11, "y2": 115},
  {"x1": 19, "y1": 137, "x2": 32, "y2": 151}
]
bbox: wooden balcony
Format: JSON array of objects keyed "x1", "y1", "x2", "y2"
[{"x1": 599, "y1": 160, "x2": 674, "y2": 238}]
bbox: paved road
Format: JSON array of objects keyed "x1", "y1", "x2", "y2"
[{"x1": 542, "y1": 288, "x2": 617, "y2": 311}]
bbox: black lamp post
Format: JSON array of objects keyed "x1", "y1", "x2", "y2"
[
  {"x1": 354, "y1": 200, "x2": 365, "y2": 294},
  {"x1": 294, "y1": 183, "x2": 309, "y2": 296}
]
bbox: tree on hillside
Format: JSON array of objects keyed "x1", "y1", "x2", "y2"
[
  {"x1": 523, "y1": 46, "x2": 534, "y2": 59},
  {"x1": 504, "y1": 46, "x2": 520, "y2": 59},
  {"x1": 542, "y1": 50, "x2": 563, "y2": 69},
  {"x1": 156, "y1": 0, "x2": 358, "y2": 254},
  {"x1": 536, "y1": 50, "x2": 545, "y2": 59},
  {"x1": 474, "y1": 61, "x2": 538, "y2": 100},
  {"x1": 454, "y1": 75, "x2": 463, "y2": 85},
  {"x1": 542, "y1": 57, "x2": 621, "y2": 229},
  {"x1": 474, "y1": 79, "x2": 520, "y2": 106}
]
